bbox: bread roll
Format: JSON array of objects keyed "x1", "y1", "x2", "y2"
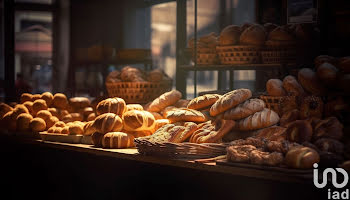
[
  {"x1": 285, "y1": 146, "x2": 320, "y2": 169},
  {"x1": 91, "y1": 132, "x2": 105, "y2": 147},
  {"x1": 282, "y1": 75, "x2": 305, "y2": 96},
  {"x1": 83, "y1": 107, "x2": 94, "y2": 118},
  {"x1": 0, "y1": 103, "x2": 13, "y2": 118},
  {"x1": 223, "y1": 98, "x2": 265, "y2": 120},
  {"x1": 337, "y1": 56, "x2": 350, "y2": 73},
  {"x1": 187, "y1": 94, "x2": 221, "y2": 110},
  {"x1": 314, "y1": 55, "x2": 337, "y2": 69},
  {"x1": 120, "y1": 66, "x2": 144, "y2": 82},
  {"x1": 29, "y1": 117, "x2": 46, "y2": 132},
  {"x1": 299, "y1": 96, "x2": 323, "y2": 119},
  {"x1": 263, "y1": 23, "x2": 278, "y2": 34},
  {"x1": 101, "y1": 132, "x2": 135, "y2": 149},
  {"x1": 285, "y1": 120, "x2": 313, "y2": 143},
  {"x1": 210, "y1": 89, "x2": 252, "y2": 117},
  {"x1": 69, "y1": 97, "x2": 90, "y2": 109},
  {"x1": 47, "y1": 126, "x2": 63, "y2": 133},
  {"x1": 316, "y1": 62, "x2": 338, "y2": 84},
  {"x1": 92, "y1": 113, "x2": 123, "y2": 134},
  {"x1": 239, "y1": 24, "x2": 266, "y2": 46},
  {"x1": 219, "y1": 25, "x2": 241, "y2": 46},
  {"x1": 53, "y1": 121, "x2": 65, "y2": 128},
  {"x1": 147, "y1": 90, "x2": 182, "y2": 112},
  {"x1": 280, "y1": 109, "x2": 300, "y2": 127},
  {"x1": 150, "y1": 112, "x2": 163, "y2": 120},
  {"x1": 23, "y1": 101, "x2": 33, "y2": 116},
  {"x1": 147, "y1": 69, "x2": 164, "y2": 82},
  {"x1": 234, "y1": 108, "x2": 280, "y2": 131},
  {"x1": 1, "y1": 111, "x2": 17, "y2": 131},
  {"x1": 87, "y1": 113, "x2": 96, "y2": 121},
  {"x1": 166, "y1": 108, "x2": 207, "y2": 123},
  {"x1": 190, "y1": 120, "x2": 235, "y2": 143},
  {"x1": 52, "y1": 93, "x2": 68, "y2": 109},
  {"x1": 313, "y1": 117, "x2": 343, "y2": 140},
  {"x1": 20, "y1": 93, "x2": 33, "y2": 103},
  {"x1": 122, "y1": 110, "x2": 155, "y2": 132},
  {"x1": 126, "y1": 104, "x2": 144, "y2": 111},
  {"x1": 46, "y1": 116, "x2": 59, "y2": 129},
  {"x1": 32, "y1": 94, "x2": 41, "y2": 101},
  {"x1": 268, "y1": 26, "x2": 295, "y2": 41},
  {"x1": 36, "y1": 110, "x2": 52, "y2": 122},
  {"x1": 32, "y1": 99, "x2": 48, "y2": 116},
  {"x1": 96, "y1": 97, "x2": 126, "y2": 116},
  {"x1": 298, "y1": 68, "x2": 325, "y2": 95},
  {"x1": 83, "y1": 121, "x2": 96, "y2": 136},
  {"x1": 41, "y1": 92, "x2": 53, "y2": 107},
  {"x1": 266, "y1": 79, "x2": 287, "y2": 96},
  {"x1": 60, "y1": 126, "x2": 70, "y2": 134},
  {"x1": 16, "y1": 113, "x2": 33, "y2": 131},
  {"x1": 68, "y1": 122, "x2": 84, "y2": 135},
  {"x1": 254, "y1": 126, "x2": 287, "y2": 142}
]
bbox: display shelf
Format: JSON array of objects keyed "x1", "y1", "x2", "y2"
[
  {"x1": 72, "y1": 59, "x2": 153, "y2": 67},
  {"x1": 179, "y1": 63, "x2": 298, "y2": 71}
]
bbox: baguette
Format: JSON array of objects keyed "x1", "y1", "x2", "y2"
[
  {"x1": 147, "y1": 90, "x2": 182, "y2": 112},
  {"x1": 235, "y1": 108, "x2": 280, "y2": 131}
]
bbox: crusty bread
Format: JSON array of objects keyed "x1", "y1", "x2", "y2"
[
  {"x1": 234, "y1": 108, "x2": 280, "y2": 131},
  {"x1": 69, "y1": 97, "x2": 90, "y2": 109},
  {"x1": 52, "y1": 93, "x2": 68, "y2": 109},
  {"x1": 147, "y1": 69, "x2": 164, "y2": 82},
  {"x1": 102, "y1": 132, "x2": 135, "y2": 149},
  {"x1": 190, "y1": 119, "x2": 236, "y2": 143},
  {"x1": 266, "y1": 79, "x2": 286, "y2": 96},
  {"x1": 285, "y1": 146, "x2": 320, "y2": 169},
  {"x1": 187, "y1": 94, "x2": 221, "y2": 110},
  {"x1": 16, "y1": 113, "x2": 33, "y2": 131},
  {"x1": 219, "y1": 25, "x2": 241, "y2": 46},
  {"x1": 298, "y1": 68, "x2": 325, "y2": 95},
  {"x1": 83, "y1": 121, "x2": 96, "y2": 136},
  {"x1": 166, "y1": 108, "x2": 207, "y2": 123},
  {"x1": 254, "y1": 126, "x2": 287, "y2": 142},
  {"x1": 282, "y1": 75, "x2": 305, "y2": 96},
  {"x1": 126, "y1": 104, "x2": 144, "y2": 111},
  {"x1": 147, "y1": 90, "x2": 182, "y2": 112},
  {"x1": 316, "y1": 62, "x2": 338, "y2": 84},
  {"x1": 161, "y1": 106, "x2": 177, "y2": 118},
  {"x1": 150, "y1": 112, "x2": 163, "y2": 120},
  {"x1": 122, "y1": 110, "x2": 156, "y2": 132},
  {"x1": 223, "y1": 98, "x2": 265, "y2": 120},
  {"x1": 239, "y1": 24, "x2": 266, "y2": 46},
  {"x1": 210, "y1": 89, "x2": 252, "y2": 116},
  {"x1": 41, "y1": 92, "x2": 53, "y2": 107},
  {"x1": 96, "y1": 97, "x2": 126, "y2": 116},
  {"x1": 174, "y1": 99, "x2": 190, "y2": 108},
  {"x1": 92, "y1": 113, "x2": 123, "y2": 134}
]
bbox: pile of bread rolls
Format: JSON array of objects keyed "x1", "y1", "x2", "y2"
[{"x1": 106, "y1": 66, "x2": 170, "y2": 83}]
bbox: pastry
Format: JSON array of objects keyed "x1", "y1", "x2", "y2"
[
  {"x1": 298, "y1": 68, "x2": 326, "y2": 95},
  {"x1": 147, "y1": 90, "x2": 182, "y2": 113},
  {"x1": 219, "y1": 25, "x2": 241, "y2": 46},
  {"x1": 282, "y1": 75, "x2": 305, "y2": 96},
  {"x1": 29, "y1": 117, "x2": 46, "y2": 132},
  {"x1": 96, "y1": 97, "x2": 127, "y2": 116},
  {"x1": 266, "y1": 140, "x2": 301, "y2": 154},
  {"x1": 32, "y1": 99, "x2": 48, "y2": 116},
  {"x1": 210, "y1": 89, "x2": 252, "y2": 116},
  {"x1": 285, "y1": 146, "x2": 320, "y2": 169},
  {"x1": 102, "y1": 132, "x2": 135, "y2": 149},
  {"x1": 285, "y1": 120, "x2": 313, "y2": 143},
  {"x1": 16, "y1": 113, "x2": 33, "y2": 131},
  {"x1": 126, "y1": 104, "x2": 144, "y2": 111},
  {"x1": 166, "y1": 108, "x2": 207, "y2": 123},
  {"x1": 313, "y1": 117, "x2": 343, "y2": 140},
  {"x1": 20, "y1": 93, "x2": 33, "y2": 103},
  {"x1": 227, "y1": 145, "x2": 257, "y2": 163},
  {"x1": 234, "y1": 108, "x2": 279, "y2": 131},
  {"x1": 122, "y1": 110, "x2": 156, "y2": 132},
  {"x1": 280, "y1": 109, "x2": 300, "y2": 127},
  {"x1": 52, "y1": 93, "x2": 68, "y2": 109},
  {"x1": 266, "y1": 79, "x2": 287, "y2": 96},
  {"x1": 223, "y1": 98, "x2": 265, "y2": 120},
  {"x1": 249, "y1": 150, "x2": 284, "y2": 166},
  {"x1": 187, "y1": 94, "x2": 221, "y2": 110},
  {"x1": 92, "y1": 113, "x2": 123, "y2": 134},
  {"x1": 230, "y1": 137, "x2": 267, "y2": 149},
  {"x1": 299, "y1": 96, "x2": 323, "y2": 119},
  {"x1": 41, "y1": 92, "x2": 53, "y2": 107},
  {"x1": 239, "y1": 24, "x2": 266, "y2": 46},
  {"x1": 190, "y1": 119, "x2": 235, "y2": 143}
]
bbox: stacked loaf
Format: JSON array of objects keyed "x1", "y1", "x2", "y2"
[{"x1": 106, "y1": 66, "x2": 170, "y2": 83}]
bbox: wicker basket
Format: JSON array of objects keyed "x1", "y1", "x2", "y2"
[
  {"x1": 105, "y1": 80, "x2": 172, "y2": 104},
  {"x1": 216, "y1": 45, "x2": 261, "y2": 64},
  {"x1": 134, "y1": 139, "x2": 229, "y2": 159},
  {"x1": 260, "y1": 95, "x2": 284, "y2": 116},
  {"x1": 190, "y1": 47, "x2": 218, "y2": 65}
]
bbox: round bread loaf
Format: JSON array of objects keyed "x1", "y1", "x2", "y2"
[
  {"x1": 285, "y1": 146, "x2": 320, "y2": 169},
  {"x1": 29, "y1": 117, "x2": 46, "y2": 132},
  {"x1": 1, "y1": 111, "x2": 17, "y2": 131},
  {"x1": 298, "y1": 68, "x2": 325, "y2": 95},
  {"x1": 126, "y1": 104, "x2": 144, "y2": 111},
  {"x1": 101, "y1": 132, "x2": 135, "y2": 149},
  {"x1": 210, "y1": 89, "x2": 252, "y2": 116},
  {"x1": 69, "y1": 97, "x2": 90, "y2": 109},
  {"x1": 83, "y1": 107, "x2": 94, "y2": 118},
  {"x1": 123, "y1": 110, "x2": 155, "y2": 131},
  {"x1": 96, "y1": 97, "x2": 126, "y2": 116},
  {"x1": 266, "y1": 79, "x2": 286, "y2": 96},
  {"x1": 32, "y1": 99, "x2": 48, "y2": 116},
  {"x1": 16, "y1": 113, "x2": 33, "y2": 131},
  {"x1": 316, "y1": 62, "x2": 338, "y2": 84},
  {"x1": 314, "y1": 55, "x2": 337, "y2": 69},
  {"x1": 41, "y1": 92, "x2": 53, "y2": 107},
  {"x1": 223, "y1": 98, "x2": 265, "y2": 120},
  {"x1": 219, "y1": 25, "x2": 241, "y2": 46},
  {"x1": 268, "y1": 26, "x2": 295, "y2": 41},
  {"x1": 68, "y1": 122, "x2": 84, "y2": 135},
  {"x1": 282, "y1": 75, "x2": 305, "y2": 96},
  {"x1": 337, "y1": 56, "x2": 350, "y2": 73},
  {"x1": 32, "y1": 94, "x2": 42, "y2": 101},
  {"x1": 240, "y1": 22, "x2": 254, "y2": 32},
  {"x1": 166, "y1": 108, "x2": 207, "y2": 123},
  {"x1": 106, "y1": 70, "x2": 121, "y2": 83},
  {"x1": 46, "y1": 116, "x2": 59, "y2": 129},
  {"x1": 53, "y1": 121, "x2": 65, "y2": 128},
  {"x1": 239, "y1": 24, "x2": 266, "y2": 46},
  {"x1": 60, "y1": 126, "x2": 70, "y2": 134},
  {"x1": 47, "y1": 126, "x2": 63, "y2": 133},
  {"x1": 92, "y1": 113, "x2": 123, "y2": 134},
  {"x1": 23, "y1": 101, "x2": 33, "y2": 115},
  {"x1": 263, "y1": 23, "x2": 278, "y2": 34},
  {"x1": 187, "y1": 94, "x2": 221, "y2": 110},
  {"x1": 13, "y1": 104, "x2": 29, "y2": 116},
  {"x1": 147, "y1": 90, "x2": 182, "y2": 113},
  {"x1": 0, "y1": 103, "x2": 13, "y2": 118},
  {"x1": 285, "y1": 120, "x2": 313, "y2": 143},
  {"x1": 52, "y1": 93, "x2": 68, "y2": 109},
  {"x1": 120, "y1": 66, "x2": 144, "y2": 82},
  {"x1": 20, "y1": 93, "x2": 33, "y2": 103},
  {"x1": 147, "y1": 69, "x2": 164, "y2": 82},
  {"x1": 36, "y1": 110, "x2": 52, "y2": 122}
]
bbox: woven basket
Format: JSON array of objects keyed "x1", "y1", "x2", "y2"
[
  {"x1": 260, "y1": 95, "x2": 284, "y2": 116},
  {"x1": 261, "y1": 44, "x2": 297, "y2": 64},
  {"x1": 190, "y1": 47, "x2": 218, "y2": 65},
  {"x1": 105, "y1": 80, "x2": 172, "y2": 104},
  {"x1": 134, "y1": 139, "x2": 229, "y2": 159},
  {"x1": 216, "y1": 45, "x2": 261, "y2": 64}
]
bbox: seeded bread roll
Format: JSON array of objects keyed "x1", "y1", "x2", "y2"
[
  {"x1": 210, "y1": 89, "x2": 252, "y2": 117},
  {"x1": 166, "y1": 108, "x2": 207, "y2": 123},
  {"x1": 234, "y1": 108, "x2": 280, "y2": 131},
  {"x1": 96, "y1": 97, "x2": 127, "y2": 116},
  {"x1": 92, "y1": 113, "x2": 123, "y2": 134},
  {"x1": 187, "y1": 94, "x2": 221, "y2": 110},
  {"x1": 147, "y1": 90, "x2": 182, "y2": 113},
  {"x1": 122, "y1": 110, "x2": 156, "y2": 132},
  {"x1": 102, "y1": 132, "x2": 135, "y2": 149},
  {"x1": 266, "y1": 79, "x2": 287, "y2": 96},
  {"x1": 223, "y1": 98, "x2": 265, "y2": 120}
]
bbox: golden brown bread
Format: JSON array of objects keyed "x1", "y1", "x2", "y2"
[
  {"x1": 69, "y1": 97, "x2": 90, "y2": 109},
  {"x1": 47, "y1": 126, "x2": 63, "y2": 133},
  {"x1": 0, "y1": 103, "x2": 13, "y2": 118},
  {"x1": 285, "y1": 120, "x2": 313, "y2": 143},
  {"x1": 29, "y1": 117, "x2": 46, "y2": 132},
  {"x1": 147, "y1": 69, "x2": 164, "y2": 82},
  {"x1": 106, "y1": 70, "x2": 121, "y2": 83},
  {"x1": 187, "y1": 94, "x2": 221, "y2": 110},
  {"x1": 282, "y1": 75, "x2": 305, "y2": 96},
  {"x1": 166, "y1": 108, "x2": 207, "y2": 123},
  {"x1": 219, "y1": 25, "x2": 241, "y2": 46},
  {"x1": 60, "y1": 126, "x2": 70, "y2": 134},
  {"x1": 23, "y1": 101, "x2": 33, "y2": 116},
  {"x1": 239, "y1": 24, "x2": 266, "y2": 46},
  {"x1": 83, "y1": 121, "x2": 96, "y2": 136},
  {"x1": 190, "y1": 119, "x2": 235, "y2": 143},
  {"x1": 32, "y1": 99, "x2": 48, "y2": 116},
  {"x1": 101, "y1": 132, "x2": 135, "y2": 149},
  {"x1": 278, "y1": 96, "x2": 298, "y2": 115},
  {"x1": 83, "y1": 107, "x2": 94, "y2": 119},
  {"x1": 120, "y1": 66, "x2": 145, "y2": 82},
  {"x1": 16, "y1": 113, "x2": 33, "y2": 131},
  {"x1": 223, "y1": 98, "x2": 265, "y2": 120},
  {"x1": 41, "y1": 92, "x2": 53, "y2": 107},
  {"x1": 87, "y1": 113, "x2": 96, "y2": 121},
  {"x1": 210, "y1": 89, "x2": 252, "y2": 116},
  {"x1": 266, "y1": 79, "x2": 287, "y2": 96},
  {"x1": 126, "y1": 104, "x2": 144, "y2": 111},
  {"x1": 91, "y1": 132, "x2": 105, "y2": 147},
  {"x1": 298, "y1": 68, "x2": 325, "y2": 95},
  {"x1": 68, "y1": 122, "x2": 84, "y2": 135},
  {"x1": 234, "y1": 108, "x2": 280, "y2": 131},
  {"x1": 36, "y1": 110, "x2": 52, "y2": 122},
  {"x1": 254, "y1": 126, "x2": 287, "y2": 142},
  {"x1": 285, "y1": 146, "x2": 320, "y2": 169},
  {"x1": 161, "y1": 106, "x2": 177, "y2": 118},
  {"x1": 20, "y1": 93, "x2": 33, "y2": 103},
  {"x1": 150, "y1": 112, "x2": 163, "y2": 120},
  {"x1": 122, "y1": 110, "x2": 156, "y2": 132},
  {"x1": 53, "y1": 121, "x2": 65, "y2": 128},
  {"x1": 263, "y1": 23, "x2": 278, "y2": 34},
  {"x1": 96, "y1": 97, "x2": 127, "y2": 116},
  {"x1": 147, "y1": 90, "x2": 182, "y2": 112},
  {"x1": 174, "y1": 99, "x2": 190, "y2": 108},
  {"x1": 52, "y1": 93, "x2": 68, "y2": 109},
  {"x1": 46, "y1": 116, "x2": 59, "y2": 129},
  {"x1": 92, "y1": 113, "x2": 123, "y2": 134},
  {"x1": 1, "y1": 111, "x2": 17, "y2": 131}
]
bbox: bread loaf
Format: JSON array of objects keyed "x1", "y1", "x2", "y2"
[
  {"x1": 52, "y1": 93, "x2": 68, "y2": 109},
  {"x1": 223, "y1": 98, "x2": 265, "y2": 120},
  {"x1": 166, "y1": 108, "x2": 207, "y2": 123},
  {"x1": 190, "y1": 119, "x2": 235, "y2": 143},
  {"x1": 106, "y1": 70, "x2": 121, "y2": 83},
  {"x1": 120, "y1": 66, "x2": 144, "y2": 82},
  {"x1": 316, "y1": 62, "x2": 338, "y2": 84},
  {"x1": 263, "y1": 23, "x2": 278, "y2": 34},
  {"x1": 29, "y1": 117, "x2": 46, "y2": 132},
  {"x1": 20, "y1": 93, "x2": 33, "y2": 103},
  {"x1": 16, "y1": 113, "x2": 33, "y2": 131},
  {"x1": 68, "y1": 122, "x2": 84, "y2": 135},
  {"x1": 91, "y1": 132, "x2": 105, "y2": 147},
  {"x1": 234, "y1": 108, "x2": 280, "y2": 131},
  {"x1": 285, "y1": 146, "x2": 320, "y2": 169},
  {"x1": 126, "y1": 104, "x2": 143, "y2": 111},
  {"x1": 147, "y1": 69, "x2": 164, "y2": 82},
  {"x1": 298, "y1": 68, "x2": 325, "y2": 95},
  {"x1": 285, "y1": 120, "x2": 313, "y2": 143},
  {"x1": 219, "y1": 25, "x2": 241, "y2": 46},
  {"x1": 282, "y1": 75, "x2": 305, "y2": 96},
  {"x1": 122, "y1": 110, "x2": 156, "y2": 132},
  {"x1": 69, "y1": 97, "x2": 90, "y2": 109},
  {"x1": 161, "y1": 106, "x2": 177, "y2": 118},
  {"x1": 102, "y1": 132, "x2": 135, "y2": 149},
  {"x1": 239, "y1": 24, "x2": 266, "y2": 46},
  {"x1": 96, "y1": 97, "x2": 126, "y2": 116},
  {"x1": 150, "y1": 112, "x2": 163, "y2": 120},
  {"x1": 147, "y1": 90, "x2": 182, "y2": 112},
  {"x1": 174, "y1": 99, "x2": 190, "y2": 108},
  {"x1": 266, "y1": 79, "x2": 286, "y2": 96},
  {"x1": 210, "y1": 89, "x2": 252, "y2": 116},
  {"x1": 83, "y1": 121, "x2": 96, "y2": 136},
  {"x1": 92, "y1": 113, "x2": 123, "y2": 134},
  {"x1": 187, "y1": 94, "x2": 221, "y2": 110},
  {"x1": 41, "y1": 92, "x2": 53, "y2": 107}
]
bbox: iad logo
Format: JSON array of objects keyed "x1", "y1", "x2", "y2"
[{"x1": 313, "y1": 163, "x2": 349, "y2": 199}]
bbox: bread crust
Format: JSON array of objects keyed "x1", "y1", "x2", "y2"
[
  {"x1": 223, "y1": 98, "x2": 265, "y2": 120},
  {"x1": 187, "y1": 94, "x2": 221, "y2": 110},
  {"x1": 235, "y1": 108, "x2": 280, "y2": 131},
  {"x1": 166, "y1": 108, "x2": 207, "y2": 123},
  {"x1": 266, "y1": 79, "x2": 286, "y2": 96},
  {"x1": 147, "y1": 90, "x2": 182, "y2": 112}
]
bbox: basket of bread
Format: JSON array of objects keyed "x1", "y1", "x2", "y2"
[
  {"x1": 105, "y1": 66, "x2": 172, "y2": 104},
  {"x1": 188, "y1": 32, "x2": 219, "y2": 65}
]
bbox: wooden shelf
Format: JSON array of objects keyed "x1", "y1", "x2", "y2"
[
  {"x1": 179, "y1": 63, "x2": 299, "y2": 71},
  {"x1": 72, "y1": 59, "x2": 152, "y2": 66}
]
